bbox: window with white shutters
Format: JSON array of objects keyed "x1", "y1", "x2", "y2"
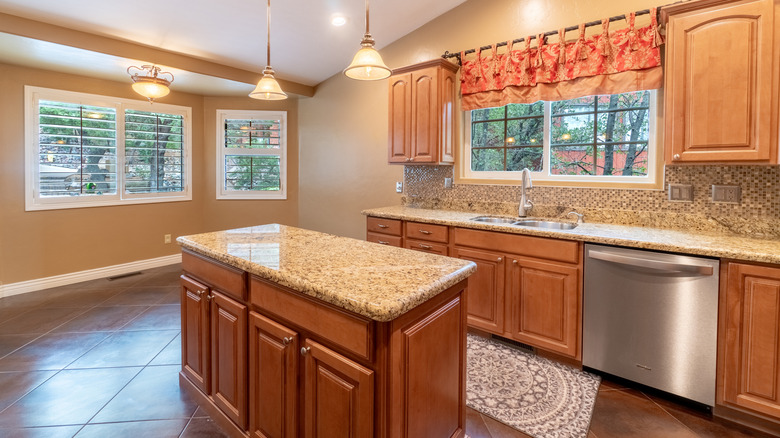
[
  {"x1": 25, "y1": 87, "x2": 192, "y2": 211},
  {"x1": 217, "y1": 110, "x2": 287, "y2": 200}
]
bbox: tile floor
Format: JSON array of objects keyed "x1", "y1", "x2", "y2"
[{"x1": 0, "y1": 264, "x2": 774, "y2": 438}]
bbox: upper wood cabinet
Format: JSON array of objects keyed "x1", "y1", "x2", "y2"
[
  {"x1": 388, "y1": 59, "x2": 458, "y2": 165},
  {"x1": 663, "y1": 0, "x2": 779, "y2": 164},
  {"x1": 718, "y1": 261, "x2": 780, "y2": 424}
]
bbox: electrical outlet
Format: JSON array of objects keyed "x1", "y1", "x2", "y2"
[
  {"x1": 711, "y1": 185, "x2": 741, "y2": 204},
  {"x1": 444, "y1": 177, "x2": 453, "y2": 189},
  {"x1": 667, "y1": 184, "x2": 693, "y2": 202},
  {"x1": 164, "y1": 234, "x2": 172, "y2": 244},
  {"x1": 395, "y1": 181, "x2": 403, "y2": 193}
]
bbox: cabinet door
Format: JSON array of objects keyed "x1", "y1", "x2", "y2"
[
  {"x1": 665, "y1": 0, "x2": 776, "y2": 163},
  {"x1": 303, "y1": 340, "x2": 374, "y2": 438},
  {"x1": 410, "y1": 66, "x2": 440, "y2": 163},
  {"x1": 404, "y1": 238, "x2": 448, "y2": 256},
  {"x1": 181, "y1": 275, "x2": 210, "y2": 394},
  {"x1": 249, "y1": 312, "x2": 299, "y2": 438},
  {"x1": 211, "y1": 290, "x2": 248, "y2": 429},
  {"x1": 452, "y1": 247, "x2": 505, "y2": 334},
  {"x1": 388, "y1": 73, "x2": 412, "y2": 163},
  {"x1": 507, "y1": 257, "x2": 581, "y2": 359},
  {"x1": 439, "y1": 66, "x2": 456, "y2": 164},
  {"x1": 720, "y1": 263, "x2": 780, "y2": 419}
]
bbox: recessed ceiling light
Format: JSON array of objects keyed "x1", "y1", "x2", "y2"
[{"x1": 331, "y1": 15, "x2": 347, "y2": 26}]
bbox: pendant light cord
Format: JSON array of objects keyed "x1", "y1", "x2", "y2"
[
  {"x1": 267, "y1": 0, "x2": 271, "y2": 66},
  {"x1": 365, "y1": 0, "x2": 370, "y2": 35}
]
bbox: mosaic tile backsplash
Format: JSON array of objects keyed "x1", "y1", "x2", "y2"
[{"x1": 402, "y1": 165, "x2": 780, "y2": 239}]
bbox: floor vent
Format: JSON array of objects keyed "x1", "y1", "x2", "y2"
[
  {"x1": 490, "y1": 334, "x2": 536, "y2": 355},
  {"x1": 107, "y1": 271, "x2": 142, "y2": 281}
]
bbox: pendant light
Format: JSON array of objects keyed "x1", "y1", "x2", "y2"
[
  {"x1": 344, "y1": 0, "x2": 391, "y2": 80},
  {"x1": 249, "y1": 0, "x2": 288, "y2": 100}
]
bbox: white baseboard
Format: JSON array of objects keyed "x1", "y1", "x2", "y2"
[{"x1": 0, "y1": 254, "x2": 182, "y2": 299}]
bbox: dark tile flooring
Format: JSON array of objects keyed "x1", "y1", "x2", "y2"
[{"x1": 0, "y1": 264, "x2": 774, "y2": 438}]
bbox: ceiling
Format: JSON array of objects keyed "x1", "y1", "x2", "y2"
[{"x1": 0, "y1": 0, "x2": 467, "y2": 95}]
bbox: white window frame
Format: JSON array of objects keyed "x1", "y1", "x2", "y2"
[
  {"x1": 462, "y1": 90, "x2": 660, "y2": 188},
  {"x1": 25, "y1": 86, "x2": 192, "y2": 211},
  {"x1": 216, "y1": 109, "x2": 287, "y2": 200}
]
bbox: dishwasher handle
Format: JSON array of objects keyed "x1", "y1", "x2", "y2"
[{"x1": 587, "y1": 248, "x2": 714, "y2": 276}]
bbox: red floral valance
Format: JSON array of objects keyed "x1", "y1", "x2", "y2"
[{"x1": 460, "y1": 8, "x2": 664, "y2": 111}]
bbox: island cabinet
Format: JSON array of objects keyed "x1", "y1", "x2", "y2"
[
  {"x1": 180, "y1": 251, "x2": 249, "y2": 429},
  {"x1": 388, "y1": 59, "x2": 458, "y2": 165},
  {"x1": 178, "y1": 239, "x2": 472, "y2": 438},
  {"x1": 452, "y1": 228, "x2": 583, "y2": 360},
  {"x1": 662, "y1": 0, "x2": 779, "y2": 164},
  {"x1": 718, "y1": 261, "x2": 780, "y2": 429}
]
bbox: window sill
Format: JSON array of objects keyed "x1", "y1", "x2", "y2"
[
  {"x1": 454, "y1": 176, "x2": 663, "y2": 190},
  {"x1": 25, "y1": 193, "x2": 192, "y2": 212}
]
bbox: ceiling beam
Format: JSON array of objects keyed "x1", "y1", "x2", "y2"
[{"x1": 0, "y1": 12, "x2": 315, "y2": 97}]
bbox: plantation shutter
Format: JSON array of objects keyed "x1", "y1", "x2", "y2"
[
  {"x1": 125, "y1": 110, "x2": 184, "y2": 193},
  {"x1": 223, "y1": 117, "x2": 282, "y2": 192},
  {"x1": 37, "y1": 101, "x2": 117, "y2": 197}
]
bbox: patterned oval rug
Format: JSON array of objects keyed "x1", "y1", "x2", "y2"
[{"x1": 467, "y1": 333, "x2": 600, "y2": 438}]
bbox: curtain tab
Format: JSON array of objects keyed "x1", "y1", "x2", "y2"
[
  {"x1": 505, "y1": 40, "x2": 515, "y2": 72},
  {"x1": 534, "y1": 34, "x2": 545, "y2": 68},
  {"x1": 474, "y1": 47, "x2": 482, "y2": 78},
  {"x1": 598, "y1": 18, "x2": 611, "y2": 57},
  {"x1": 576, "y1": 23, "x2": 588, "y2": 60},
  {"x1": 650, "y1": 7, "x2": 664, "y2": 47},
  {"x1": 521, "y1": 35, "x2": 533, "y2": 71},
  {"x1": 558, "y1": 29, "x2": 567, "y2": 64},
  {"x1": 627, "y1": 12, "x2": 640, "y2": 51}
]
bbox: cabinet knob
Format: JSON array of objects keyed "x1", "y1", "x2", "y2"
[
  {"x1": 673, "y1": 154, "x2": 681, "y2": 161},
  {"x1": 196, "y1": 290, "x2": 204, "y2": 296},
  {"x1": 300, "y1": 347, "x2": 311, "y2": 356},
  {"x1": 282, "y1": 337, "x2": 293, "y2": 346},
  {"x1": 406, "y1": 158, "x2": 412, "y2": 162},
  {"x1": 512, "y1": 260, "x2": 518, "y2": 264},
  {"x1": 497, "y1": 257, "x2": 503, "y2": 262},
  {"x1": 206, "y1": 294, "x2": 213, "y2": 301}
]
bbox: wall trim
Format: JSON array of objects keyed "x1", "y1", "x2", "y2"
[{"x1": 0, "y1": 254, "x2": 182, "y2": 299}]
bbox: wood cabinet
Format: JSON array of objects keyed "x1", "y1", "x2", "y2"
[
  {"x1": 718, "y1": 261, "x2": 780, "y2": 426},
  {"x1": 388, "y1": 59, "x2": 458, "y2": 165},
  {"x1": 451, "y1": 247, "x2": 506, "y2": 333},
  {"x1": 181, "y1": 249, "x2": 469, "y2": 438},
  {"x1": 403, "y1": 221, "x2": 450, "y2": 256},
  {"x1": 663, "y1": 0, "x2": 779, "y2": 163},
  {"x1": 366, "y1": 217, "x2": 403, "y2": 248},
  {"x1": 180, "y1": 268, "x2": 248, "y2": 430}
]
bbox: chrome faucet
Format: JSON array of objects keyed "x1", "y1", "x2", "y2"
[
  {"x1": 567, "y1": 211, "x2": 584, "y2": 224},
  {"x1": 518, "y1": 168, "x2": 533, "y2": 217}
]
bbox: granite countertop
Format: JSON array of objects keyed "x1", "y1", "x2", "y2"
[
  {"x1": 362, "y1": 205, "x2": 780, "y2": 265},
  {"x1": 177, "y1": 224, "x2": 476, "y2": 322}
]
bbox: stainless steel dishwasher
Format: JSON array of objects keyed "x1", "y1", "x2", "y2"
[{"x1": 583, "y1": 243, "x2": 719, "y2": 406}]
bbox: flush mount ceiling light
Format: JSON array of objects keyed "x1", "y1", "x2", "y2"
[
  {"x1": 127, "y1": 65, "x2": 174, "y2": 102},
  {"x1": 344, "y1": 0, "x2": 391, "y2": 80},
  {"x1": 249, "y1": 0, "x2": 288, "y2": 100},
  {"x1": 331, "y1": 15, "x2": 347, "y2": 27}
]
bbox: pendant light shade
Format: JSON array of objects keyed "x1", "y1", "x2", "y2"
[
  {"x1": 250, "y1": 0, "x2": 287, "y2": 100},
  {"x1": 344, "y1": 0, "x2": 391, "y2": 80}
]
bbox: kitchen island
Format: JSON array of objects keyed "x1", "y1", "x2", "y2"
[{"x1": 177, "y1": 224, "x2": 476, "y2": 438}]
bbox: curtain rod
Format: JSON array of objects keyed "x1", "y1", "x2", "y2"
[{"x1": 442, "y1": 6, "x2": 666, "y2": 65}]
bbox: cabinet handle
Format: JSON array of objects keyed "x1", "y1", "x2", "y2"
[
  {"x1": 673, "y1": 154, "x2": 681, "y2": 160},
  {"x1": 378, "y1": 240, "x2": 389, "y2": 245},
  {"x1": 282, "y1": 337, "x2": 293, "y2": 346},
  {"x1": 418, "y1": 229, "x2": 432, "y2": 235},
  {"x1": 300, "y1": 347, "x2": 311, "y2": 356},
  {"x1": 419, "y1": 244, "x2": 433, "y2": 250},
  {"x1": 377, "y1": 224, "x2": 389, "y2": 228}
]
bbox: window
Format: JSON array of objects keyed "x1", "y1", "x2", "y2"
[
  {"x1": 216, "y1": 110, "x2": 287, "y2": 200},
  {"x1": 465, "y1": 90, "x2": 658, "y2": 186},
  {"x1": 25, "y1": 86, "x2": 192, "y2": 211}
]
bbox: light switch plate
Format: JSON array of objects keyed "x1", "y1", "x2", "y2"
[
  {"x1": 711, "y1": 185, "x2": 741, "y2": 203},
  {"x1": 444, "y1": 177, "x2": 453, "y2": 189},
  {"x1": 668, "y1": 184, "x2": 693, "y2": 202}
]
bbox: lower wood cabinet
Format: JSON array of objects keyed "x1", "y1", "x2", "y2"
[
  {"x1": 718, "y1": 261, "x2": 780, "y2": 425},
  {"x1": 181, "y1": 274, "x2": 248, "y2": 429},
  {"x1": 451, "y1": 247, "x2": 505, "y2": 334}
]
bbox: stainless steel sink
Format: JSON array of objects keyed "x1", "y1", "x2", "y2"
[
  {"x1": 512, "y1": 220, "x2": 578, "y2": 230},
  {"x1": 470, "y1": 216, "x2": 518, "y2": 224}
]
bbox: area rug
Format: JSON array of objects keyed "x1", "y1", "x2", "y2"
[{"x1": 467, "y1": 333, "x2": 600, "y2": 438}]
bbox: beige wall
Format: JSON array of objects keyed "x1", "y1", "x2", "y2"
[
  {"x1": 0, "y1": 62, "x2": 298, "y2": 285},
  {"x1": 298, "y1": 0, "x2": 669, "y2": 239}
]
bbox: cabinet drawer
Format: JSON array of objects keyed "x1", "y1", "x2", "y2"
[
  {"x1": 405, "y1": 221, "x2": 448, "y2": 243},
  {"x1": 250, "y1": 277, "x2": 373, "y2": 361},
  {"x1": 366, "y1": 217, "x2": 402, "y2": 236},
  {"x1": 453, "y1": 228, "x2": 580, "y2": 264},
  {"x1": 404, "y1": 239, "x2": 448, "y2": 256},
  {"x1": 182, "y1": 250, "x2": 247, "y2": 301},
  {"x1": 366, "y1": 232, "x2": 402, "y2": 247}
]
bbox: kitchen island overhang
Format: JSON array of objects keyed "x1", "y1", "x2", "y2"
[{"x1": 177, "y1": 224, "x2": 476, "y2": 438}]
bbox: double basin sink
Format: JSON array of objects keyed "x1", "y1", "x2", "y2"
[{"x1": 471, "y1": 216, "x2": 578, "y2": 230}]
